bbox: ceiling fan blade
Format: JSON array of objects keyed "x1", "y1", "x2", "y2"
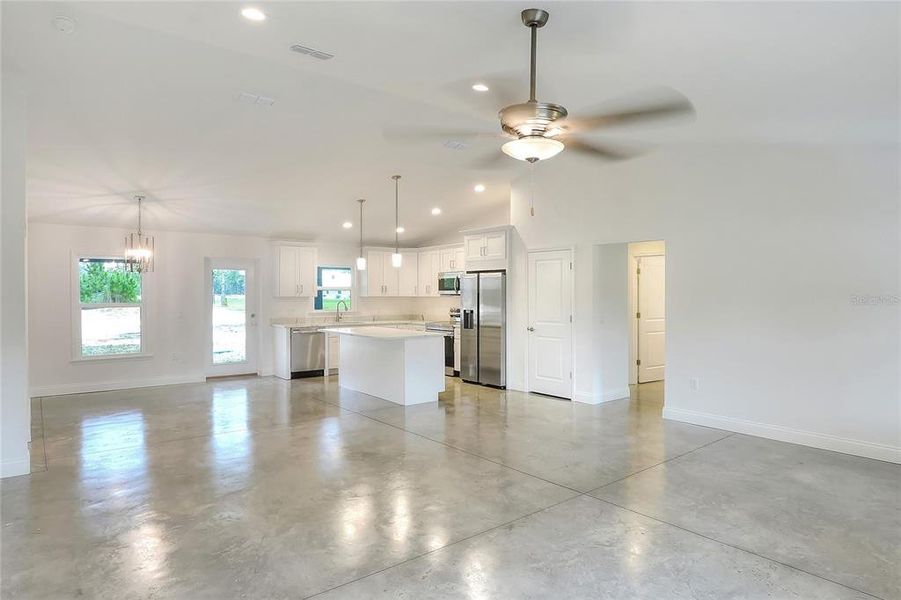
[
  {"x1": 471, "y1": 149, "x2": 514, "y2": 170},
  {"x1": 563, "y1": 138, "x2": 648, "y2": 161},
  {"x1": 439, "y1": 75, "x2": 524, "y2": 118},
  {"x1": 559, "y1": 88, "x2": 695, "y2": 133},
  {"x1": 382, "y1": 127, "x2": 502, "y2": 145}
]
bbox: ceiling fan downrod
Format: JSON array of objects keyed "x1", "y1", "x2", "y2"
[{"x1": 521, "y1": 8, "x2": 549, "y2": 103}]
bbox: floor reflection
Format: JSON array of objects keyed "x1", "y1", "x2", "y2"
[
  {"x1": 212, "y1": 388, "x2": 251, "y2": 486},
  {"x1": 79, "y1": 410, "x2": 147, "y2": 478}
]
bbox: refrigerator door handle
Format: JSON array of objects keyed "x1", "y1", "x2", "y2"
[{"x1": 463, "y1": 309, "x2": 475, "y2": 329}]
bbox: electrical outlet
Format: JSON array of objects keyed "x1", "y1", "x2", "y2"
[
  {"x1": 171, "y1": 352, "x2": 181, "y2": 363},
  {"x1": 689, "y1": 377, "x2": 700, "y2": 392}
]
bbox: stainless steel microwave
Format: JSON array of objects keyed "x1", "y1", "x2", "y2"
[{"x1": 437, "y1": 272, "x2": 462, "y2": 295}]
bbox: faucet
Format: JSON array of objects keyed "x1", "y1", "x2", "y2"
[{"x1": 336, "y1": 300, "x2": 349, "y2": 323}]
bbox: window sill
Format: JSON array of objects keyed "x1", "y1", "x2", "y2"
[{"x1": 71, "y1": 353, "x2": 154, "y2": 364}]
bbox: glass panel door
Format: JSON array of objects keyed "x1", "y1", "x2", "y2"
[
  {"x1": 207, "y1": 259, "x2": 258, "y2": 377},
  {"x1": 212, "y1": 269, "x2": 247, "y2": 365}
]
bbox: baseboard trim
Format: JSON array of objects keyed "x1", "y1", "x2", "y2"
[
  {"x1": 601, "y1": 387, "x2": 631, "y2": 403},
  {"x1": 30, "y1": 374, "x2": 206, "y2": 398},
  {"x1": 573, "y1": 387, "x2": 630, "y2": 405},
  {"x1": 1, "y1": 455, "x2": 31, "y2": 479},
  {"x1": 663, "y1": 406, "x2": 901, "y2": 464}
]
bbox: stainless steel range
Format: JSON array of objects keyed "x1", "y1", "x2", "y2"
[{"x1": 426, "y1": 308, "x2": 461, "y2": 377}]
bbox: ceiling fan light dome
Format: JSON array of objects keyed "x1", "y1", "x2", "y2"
[{"x1": 502, "y1": 136, "x2": 564, "y2": 162}]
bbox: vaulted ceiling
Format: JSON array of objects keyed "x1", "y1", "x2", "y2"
[{"x1": 4, "y1": 1, "x2": 897, "y2": 245}]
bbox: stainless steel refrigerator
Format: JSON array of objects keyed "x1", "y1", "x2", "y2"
[{"x1": 460, "y1": 272, "x2": 506, "y2": 387}]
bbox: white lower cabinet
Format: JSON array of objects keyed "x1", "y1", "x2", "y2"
[{"x1": 327, "y1": 333, "x2": 340, "y2": 374}]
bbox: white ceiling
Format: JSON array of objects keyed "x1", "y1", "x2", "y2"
[{"x1": 4, "y1": 1, "x2": 897, "y2": 245}]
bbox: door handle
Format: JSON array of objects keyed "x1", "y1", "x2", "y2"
[{"x1": 527, "y1": 326, "x2": 535, "y2": 332}]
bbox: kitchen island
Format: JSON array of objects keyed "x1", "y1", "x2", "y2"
[{"x1": 327, "y1": 326, "x2": 445, "y2": 405}]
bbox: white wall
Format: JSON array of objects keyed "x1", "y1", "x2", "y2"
[
  {"x1": 510, "y1": 145, "x2": 900, "y2": 462},
  {"x1": 1, "y1": 67, "x2": 31, "y2": 477},
  {"x1": 593, "y1": 244, "x2": 630, "y2": 403},
  {"x1": 28, "y1": 225, "x2": 460, "y2": 397}
]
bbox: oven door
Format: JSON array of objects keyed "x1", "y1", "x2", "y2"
[{"x1": 443, "y1": 334, "x2": 455, "y2": 375}]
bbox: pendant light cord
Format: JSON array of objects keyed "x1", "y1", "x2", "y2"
[
  {"x1": 359, "y1": 199, "x2": 364, "y2": 257},
  {"x1": 136, "y1": 196, "x2": 144, "y2": 234},
  {"x1": 392, "y1": 175, "x2": 401, "y2": 253}
]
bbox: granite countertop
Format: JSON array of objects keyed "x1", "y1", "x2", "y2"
[
  {"x1": 325, "y1": 326, "x2": 444, "y2": 340},
  {"x1": 272, "y1": 319, "x2": 429, "y2": 332}
]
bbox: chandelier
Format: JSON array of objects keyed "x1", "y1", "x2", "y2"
[{"x1": 124, "y1": 195, "x2": 154, "y2": 273}]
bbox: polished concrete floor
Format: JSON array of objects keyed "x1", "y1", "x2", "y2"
[{"x1": 2, "y1": 377, "x2": 898, "y2": 599}]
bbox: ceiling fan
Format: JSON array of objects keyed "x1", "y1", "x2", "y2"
[{"x1": 386, "y1": 8, "x2": 695, "y2": 166}]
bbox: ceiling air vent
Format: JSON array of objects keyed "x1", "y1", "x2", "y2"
[{"x1": 290, "y1": 44, "x2": 334, "y2": 61}]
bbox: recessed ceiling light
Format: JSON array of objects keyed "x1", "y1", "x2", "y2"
[
  {"x1": 473, "y1": 184, "x2": 486, "y2": 193},
  {"x1": 431, "y1": 207, "x2": 442, "y2": 215},
  {"x1": 472, "y1": 83, "x2": 489, "y2": 92},
  {"x1": 241, "y1": 7, "x2": 266, "y2": 21},
  {"x1": 396, "y1": 226, "x2": 405, "y2": 233},
  {"x1": 342, "y1": 221, "x2": 353, "y2": 229}
]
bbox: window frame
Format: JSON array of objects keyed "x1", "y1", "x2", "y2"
[
  {"x1": 313, "y1": 265, "x2": 353, "y2": 312},
  {"x1": 71, "y1": 252, "x2": 151, "y2": 362}
]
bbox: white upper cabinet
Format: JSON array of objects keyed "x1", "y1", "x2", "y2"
[
  {"x1": 274, "y1": 246, "x2": 317, "y2": 297},
  {"x1": 463, "y1": 228, "x2": 509, "y2": 270},
  {"x1": 362, "y1": 249, "x2": 419, "y2": 297},
  {"x1": 398, "y1": 251, "x2": 419, "y2": 296},
  {"x1": 417, "y1": 249, "x2": 440, "y2": 297},
  {"x1": 439, "y1": 244, "x2": 465, "y2": 272}
]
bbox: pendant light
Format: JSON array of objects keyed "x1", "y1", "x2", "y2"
[
  {"x1": 124, "y1": 195, "x2": 154, "y2": 272},
  {"x1": 356, "y1": 198, "x2": 367, "y2": 271},
  {"x1": 391, "y1": 175, "x2": 402, "y2": 268}
]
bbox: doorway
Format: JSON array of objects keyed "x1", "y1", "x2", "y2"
[
  {"x1": 206, "y1": 258, "x2": 259, "y2": 377},
  {"x1": 527, "y1": 248, "x2": 573, "y2": 399},
  {"x1": 629, "y1": 243, "x2": 666, "y2": 384}
]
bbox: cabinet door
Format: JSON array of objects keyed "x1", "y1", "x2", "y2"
[
  {"x1": 417, "y1": 251, "x2": 433, "y2": 297},
  {"x1": 454, "y1": 246, "x2": 466, "y2": 271},
  {"x1": 464, "y1": 236, "x2": 485, "y2": 261},
  {"x1": 296, "y1": 248, "x2": 316, "y2": 296},
  {"x1": 328, "y1": 334, "x2": 340, "y2": 372},
  {"x1": 277, "y1": 246, "x2": 299, "y2": 297},
  {"x1": 439, "y1": 248, "x2": 454, "y2": 272},
  {"x1": 430, "y1": 251, "x2": 442, "y2": 296},
  {"x1": 383, "y1": 253, "x2": 400, "y2": 296},
  {"x1": 398, "y1": 251, "x2": 418, "y2": 296},
  {"x1": 483, "y1": 231, "x2": 506, "y2": 260},
  {"x1": 365, "y1": 250, "x2": 384, "y2": 296}
]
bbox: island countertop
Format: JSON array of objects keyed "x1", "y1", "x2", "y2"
[{"x1": 324, "y1": 326, "x2": 444, "y2": 340}]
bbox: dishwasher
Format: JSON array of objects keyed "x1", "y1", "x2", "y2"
[{"x1": 290, "y1": 329, "x2": 326, "y2": 378}]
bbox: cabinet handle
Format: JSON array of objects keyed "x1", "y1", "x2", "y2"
[{"x1": 295, "y1": 284, "x2": 299, "y2": 295}]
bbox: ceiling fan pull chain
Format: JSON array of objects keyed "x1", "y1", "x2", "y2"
[{"x1": 529, "y1": 160, "x2": 536, "y2": 217}]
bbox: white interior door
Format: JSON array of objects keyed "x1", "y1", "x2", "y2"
[
  {"x1": 637, "y1": 255, "x2": 665, "y2": 382},
  {"x1": 527, "y1": 249, "x2": 573, "y2": 399},
  {"x1": 207, "y1": 258, "x2": 259, "y2": 377}
]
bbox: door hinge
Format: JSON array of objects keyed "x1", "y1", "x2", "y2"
[
  {"x1": 569, "y1": 261, "x2": 573, "y2": 270},
  {"x1": 636, "y1": 312, "x2": 641, "y2": 319},
  {"x1": 637, "y1": 267, "x2": 641, "y2": 275},
  {"x1": 569, "y1": 371, "x2": 572, "y2": 379},
  {"x1": 636, "y1": 359, "x2": 641, "y2": 366},
  {"x1": 569, "y1": 315, "x2": 573, "y2": 323}
]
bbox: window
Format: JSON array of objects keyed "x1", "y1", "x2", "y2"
[
  {"x1": 314, "y1": 266, "x2": 352, "y2": 311},
  {"x1": 76, "y1": 257, "x2": 144, "y2": 357}
]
